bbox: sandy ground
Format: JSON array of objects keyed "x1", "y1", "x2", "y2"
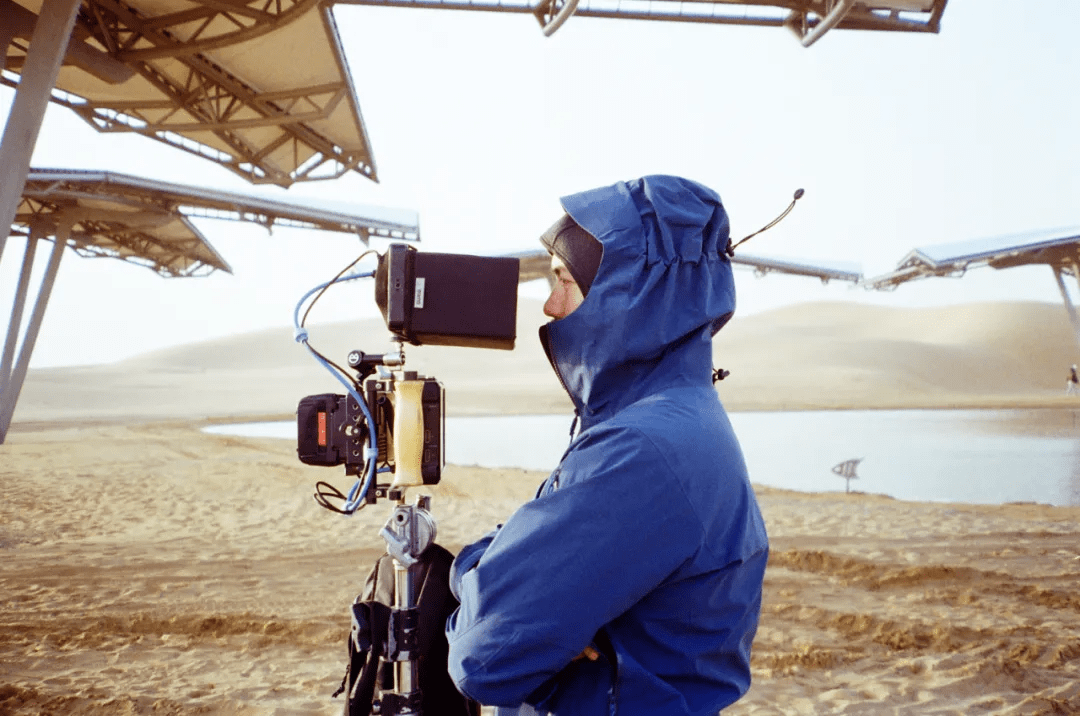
[
  {"x1": 3, "y1": 299, "x2": 1080, "y2": 715},
  {"x1": 2, "y1": 422, "x2": 1078, "y2": 715}
]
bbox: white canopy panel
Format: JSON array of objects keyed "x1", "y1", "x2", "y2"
[
  {"x1": 732, "y1": 251, "x2": 862, "y2": 284},
  {"x1": 867, "y1": 227, "x2": 1080, "y2": 289}
]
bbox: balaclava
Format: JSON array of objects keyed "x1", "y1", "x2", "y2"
[{"x1": 539, "y1": 214, "x2": 604, "y2": 297}]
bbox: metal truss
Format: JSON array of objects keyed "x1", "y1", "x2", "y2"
[
  {"x1": 865, "y1": 229, "x2": 1080, "y2": 352},
  {"x1": 12, "y1": 197, "x2": 224, "y2": 278},
  {"x1": 868, "y1": 234, "x2": 1080, "y2": 290},
  {"x1": 21, "y1": 169, "x2": 420, "y2": 243},
  {"x1": 40, "y1": 64, "x2": 367, "y2": 186},
  {"x1": 86, "y1": 0, "x2": 322, "y2": 61},
  {"x1": 2, "y1": 0, "x2": 376, "y2": 187},
  {"x1": 336, "y1": 0, "x2": 948, "y2": 46},
  {"x1": 12, "y1": 187, "x2": 232, "y2": 280}
]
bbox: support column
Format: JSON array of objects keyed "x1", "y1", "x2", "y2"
[
  {"x1": 1052, "y1": 264, "x2": 1080, "y2": 352},
  {"x1": 0, "y1": 233, "x2": 40, "y2": 401},
  {"x1": 0, "y1": 0, "x2": 81, "y2": 259},
  {"x1": 0, "y1": 226, "x2": 67, "y2": 444}
]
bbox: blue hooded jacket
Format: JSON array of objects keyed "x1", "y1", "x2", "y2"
[{"x1": 446, "y1": 176, "x2": 769, "y2": 715}]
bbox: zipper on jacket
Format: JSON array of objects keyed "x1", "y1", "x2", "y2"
[{"x1": 539, "y1": 323, "x2": 584, "y2": 426}]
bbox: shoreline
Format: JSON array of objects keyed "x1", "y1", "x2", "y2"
[
  {"x1": 10, "y1": 398, "x2": 1079, "y2": 436},
  {"x1": 9, "y1": 410, "x2": 1078, "y2": 510}
]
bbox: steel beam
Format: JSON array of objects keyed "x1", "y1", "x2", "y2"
[
  {"x1": 107, "y1": 0, "x2": 320, "y2": 61},
  {"x1": 0, "y1": 0, "x2": 81, "y2": 286},
  {"x1": 0, "y1": 234, "x2": 40, "y2": 408},
  {"x1": 534, "y1": 0, "x2": 581, "y2": 36},
  {"x1": 334, "y1": 0, "x2": 945, "y2": 36},
  {"x1": 795, "y1": 0, "x2": 855, "y2": 48},
  {"x1": 0, "y1": 229, "x2": 67, "y2": 444},
  {"x1": 3, "y1": 0, "x2": 135, "y2": 84},
  {"x1": 1052, "y1": 264, "x2": 1080, "y2": 353}
]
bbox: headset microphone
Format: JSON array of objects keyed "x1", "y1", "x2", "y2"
[{"x1": 727, "y1": 188, "x2": 805, "y2": 256}]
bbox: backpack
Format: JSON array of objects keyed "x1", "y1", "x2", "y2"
[{"x1": 334, "y1": 543, "x2": 480, "y2": 716}]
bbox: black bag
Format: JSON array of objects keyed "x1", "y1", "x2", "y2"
[{"x1": 335, "y1": 543, "x2": 480, "y2": 716}]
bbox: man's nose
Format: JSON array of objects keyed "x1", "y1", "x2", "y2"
[{"x1": 543, "y1": 291, "x2": 562, "y2": 319}]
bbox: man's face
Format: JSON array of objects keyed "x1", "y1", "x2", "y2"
[{"x1": 543, "y1": 254, "x2": 585, "y2": 320}]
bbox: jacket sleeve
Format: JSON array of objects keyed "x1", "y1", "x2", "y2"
[
  {"x1": 449, "y1": 528, "x2": 498, "y2": 602},
  {"x1": 445, "y1": 423, "x2": 705, "y2": 707}
]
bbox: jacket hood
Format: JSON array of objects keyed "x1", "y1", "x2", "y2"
[{"x1": 540, "y1": 175, "x2": 735, "y2": 427}]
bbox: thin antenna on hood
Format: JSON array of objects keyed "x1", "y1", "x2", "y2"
[{"x1": 727, "y1": 188, "x2": 805, "y2": 256}]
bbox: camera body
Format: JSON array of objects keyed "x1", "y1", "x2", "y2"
[
  {"x1": 298, "y1": 371, "x2": 445, "y2": 501},
  {"x1": 296, "y1": 244, "x2": 519, "y2": 506}
]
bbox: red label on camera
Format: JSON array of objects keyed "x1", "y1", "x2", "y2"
[{"x1": 318, "y1": 412, "x2": 327, "y2": 446}]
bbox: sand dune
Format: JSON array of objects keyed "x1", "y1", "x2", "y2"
[
  {"x1": 713, "y1": 301, "x2": 1080, "y2": 411},
  {"x1": 14, "y1": 300, "x2": 1080, "y2": 427}
]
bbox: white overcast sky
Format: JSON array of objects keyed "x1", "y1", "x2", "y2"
[{"x1": 2, "y1": 0, "x2": 1079, "y2": 367}]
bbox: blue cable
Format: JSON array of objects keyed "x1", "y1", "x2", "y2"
[{"x1": 294, "y1": 270, "x2": 378, "y2": 513}]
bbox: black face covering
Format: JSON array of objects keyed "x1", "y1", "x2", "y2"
[{"x1": 539, "y1": 214, "x2": 604, "y2": 298}]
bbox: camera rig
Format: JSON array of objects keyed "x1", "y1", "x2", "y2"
[
  {"x1": 295, "y1": 243, "x2": 518, "y2": 510},
  {"x1": 298, "y1": 345, "x2": 445, "y2": 508},
  {"x1": 293, "y1": 243, "x2": 519, "y2": 716}
]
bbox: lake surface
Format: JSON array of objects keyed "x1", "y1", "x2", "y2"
[{"x1": 205, "y1": 409, "x2": 1080, "y2": 507}]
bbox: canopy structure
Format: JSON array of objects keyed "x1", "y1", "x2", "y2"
[
  {"x1": 18, "y1": 168, "x2": 419, "y2": 271},
  {"x1": 512, "y1": 248, "x2": 862, "y2": 285},
  {"x1": 1, "y1": 0, "x2": 376, "y2": 186},
  {"x1": 730, "y1": 251, "x2": 861, "y2": 283},
  {"x1": 0, "y1": 0, "x2": 381, "y2": 286},
  {"x1": 336, "y1": 0, "x2": 948, "y2": 47},
  {"x1": 865, "y1": 227, "x2": 1080, "y2": 350},
  {"x1": 0, "y1": 168, "x2": 421, "y2": 443}
]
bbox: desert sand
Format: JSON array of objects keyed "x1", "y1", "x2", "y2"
[{"x1": 3, "y1": 300, "x2": 1080, "y2": 715}]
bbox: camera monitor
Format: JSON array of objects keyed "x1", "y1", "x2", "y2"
[{"x1": 375, "y1": 244, "x2": 519, "y2": 350}]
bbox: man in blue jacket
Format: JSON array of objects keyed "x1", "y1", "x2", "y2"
[{"x1": 446, "y1": 175, "x2": 769, "y2": 715}]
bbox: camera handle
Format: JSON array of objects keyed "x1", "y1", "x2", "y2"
[{"x1": 378, "y1": 495, "x2": 437, "y2": 715}]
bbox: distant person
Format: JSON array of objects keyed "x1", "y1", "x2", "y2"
[
  {"x1": 1068, "y1": 364, "x2": 1079, "y2": 396},
  {"x1": 445, "y1": 176, "x2": 769, "y2": 715}
]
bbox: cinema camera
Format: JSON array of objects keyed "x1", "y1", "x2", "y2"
[
  {"x1": 293, "y1": 243, "x2": 518, "y2": 715},
  {"x1": 296, "y1": 243, "x2": 519, "y2": 508}
]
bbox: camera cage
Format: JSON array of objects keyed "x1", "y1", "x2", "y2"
[{"x1": 297, "y1": 343, "x2": 445, "y2": 513}]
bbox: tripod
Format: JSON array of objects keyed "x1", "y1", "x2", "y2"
[{"x1": 376, "y1": 493, "x2": 437, "y2": 715}]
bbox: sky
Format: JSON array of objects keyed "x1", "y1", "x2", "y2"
[{"x1": 2, "y1": 0, "x2": 1079, "y2": 368}]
